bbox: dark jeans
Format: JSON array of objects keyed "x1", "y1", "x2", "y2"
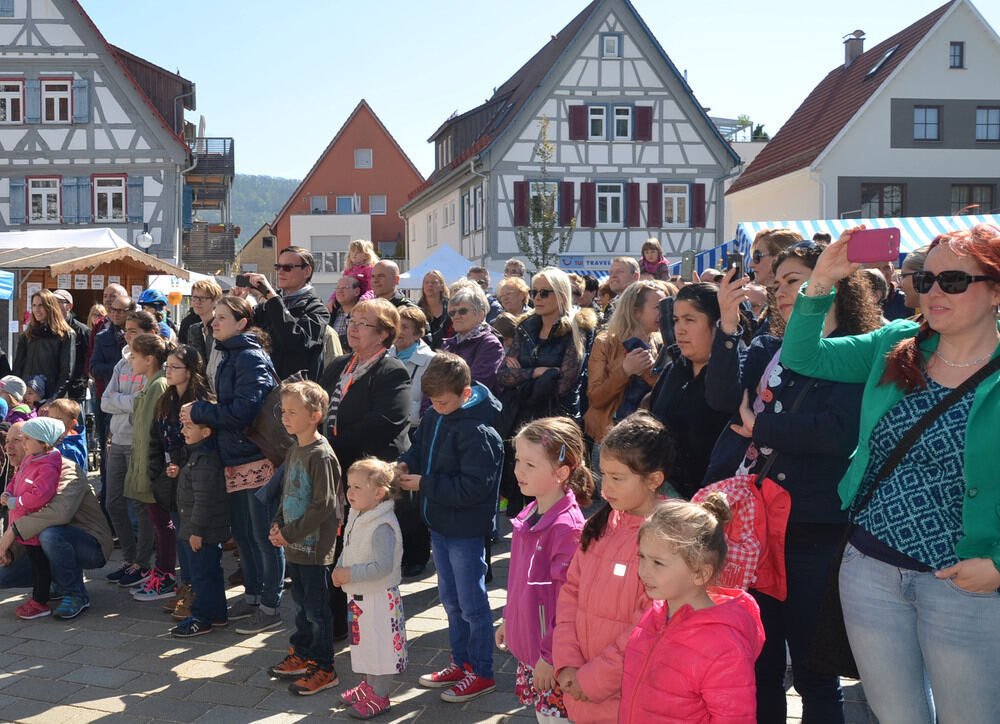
[
  {"x1": 229, "y1": 488, "x2": 284, "y2": 609},
  {"x1": 24, "y1": 545, "x2": 50, "y2": 604},
  {"x1": 146, "y1": 502, "x2": 176, "y2": 575},
  {"x1": 287, "y1": 561, "x2": 334, "y2": 669},
  {"x1": 753, "y1": 541, "x2": 845, "y2": 724},
  {"x1": 180, "y1": 540, "x2": 226, "y2": 625},
  {"x1": 396, "y1": 493, "x2": 429, "y2": 568},
  {"x1": 39, "y1": 524, "x2": 107, "y2": 599}
]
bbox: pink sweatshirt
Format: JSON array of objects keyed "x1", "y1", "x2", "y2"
[{"x1": 6, "y1": 450, "x2": 62, "y2": 546}]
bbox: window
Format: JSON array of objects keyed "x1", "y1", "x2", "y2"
[
  {"x1": 529, "y1": 181, "x2": 559, "y2": 222},
  {"x1": 588, "y1": 106, "x2": 606, "y2": 140},
  {"x1": 450, "y1": 201, "x2": 456, "y2": 228},
  {"x1": 432, "y1": 210, "x2": 439, "y2": 246},
  {"x1": 662, "y1": 184, "x2": 689, "y2": 226},
  {"x1": 951, "y1": 185, "x2": 994, "y2": 215},
  {"x1": 437, "y1": 136, "x2": 452, "y2": 169},
  {"x1": 473, "y1": 184, "x2": 484, "y2": 230},
  {"x1": 600, "y1": 33, "x2": 621, "y2": 58},
  {"x1": 613, "y1": 106, "x2": 632, "y2": 140},
  {"x1": 0, "y1": 80, "x2": 22, "y2": 124},
  {"x1": 41, "y1": 80, "x2": 71, "y2": 123},
  {"x1": 310, "y1": 195, "x2": 327, "y2": 213},
  {"x1": 865, "y1": 44, "x2": 900, "y2": 79},
  {"x1": 354, "y1": 148, "x2": 372, "y2": 169},
  {"x1": 28, "y1": 177, "x2": 60, "y2": 223},
  {"x1": 596, "y1": 182, "x2": 624, "y2": 226},
  {"x1": 426, "y1": 214, "x2": 434, "y2": 247},
  {"x1": 314, "y1": 251, "x2": 346, "y2": 273},
  {"x1": 0, "y1": 0, "x2": 13, "y2": 18},
  {"x1": 262, "y1": 236, "x2": 274, "y2": 248},
  {"x1": 976, "y1": 107, "x2": 1000, "y2": 142},
  {"x1": 369, "y1": 194, "x2": 387, "y2": 215},
  {"x1": 336, "y1": 195, "x2": 355, "y2": 214},
  {"x1": 93, "y1": 176, "x2": 125, "y2": 222},
  {"x1": 461, "y1": 193, "x2": 471, "y2": 235},
  {"x1": 861, "y1": 183, "x2": 904, "y2": 217},
  {"x1": 913, "y1": 106, "x2": 940, "y2": 141},
  {"x1": 949, "y1": 41, "x2": 964, "y2": 69}
]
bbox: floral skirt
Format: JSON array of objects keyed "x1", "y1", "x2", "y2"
[
  {"x1": 516, "y1": 660, "x2": 569, "y2": 719},
  {"x1": 224, "y1": 458, "x2": 273, "y2": 494},
  {"x1": 348, "y1": 586, "x2": 407, "y2": 676}
]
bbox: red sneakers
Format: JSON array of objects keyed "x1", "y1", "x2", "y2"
[
  {"x1": 15, "y1": 599, "x2": 51, "y2": 620},
  {"x1": 349, "y1": 683, "x2": 390, "y2": 719},
  {"x1": 440, "y1": 670, "x2": 496, "y2": 703},
  {"x1": 418, "y1": 662, "x2": 469, "y2": 688}
]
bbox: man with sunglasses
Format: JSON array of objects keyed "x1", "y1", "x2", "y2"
[
  {"x1": 371, "y1": 259, "x2": 417, "y2": 310},
  {"x1": 244, "y1": 246, "x2": 330, "y2": 381}
]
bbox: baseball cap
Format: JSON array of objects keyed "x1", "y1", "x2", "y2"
[{"x1": 52, "y1": 289, "x2": 73, "y2": 305}]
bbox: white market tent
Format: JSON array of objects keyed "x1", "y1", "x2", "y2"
[
  {"x1": 398, "y1": 245, "x2": 506, "y2": 288},
  {"x1": 0, "y1": 227, "x2": 134, "y2": 250},
  {"x1": 147, "y1": 270, "x2": 217, "y2": 296}
]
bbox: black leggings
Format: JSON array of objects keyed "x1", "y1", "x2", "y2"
[{"x1": 25, "y1": 545, "x2": 51, "y2": 605}]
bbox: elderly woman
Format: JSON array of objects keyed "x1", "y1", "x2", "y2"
[
  {"x1": 441, "y1": 280, "x2": 505, "y2": 393},
  {"x1": 389, "y1": 306, "x2": 436, "y2": 429},
  {"x1": 496, "y1": 276, "x2": 531, "y2": 317},
  {"x1": 418, "y1": 270, "x2": 452, "y2": 350}
]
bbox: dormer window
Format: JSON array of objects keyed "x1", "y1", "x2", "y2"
[
  {"x1": 437, "y1": 135, "x2": 453, "y2": 169},
  {"x1": 600, "y1": 33, "x2": 622, "y2": 58},
  {"x1": 949, "y1": 41, "x2": 964, "y2": 68}
]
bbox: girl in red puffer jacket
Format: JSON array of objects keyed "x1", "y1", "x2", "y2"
[{"x1": 620, "y1": 495, "x2": 764, "y2": 724}]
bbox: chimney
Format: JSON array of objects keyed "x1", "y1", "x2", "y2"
[{"x1": 844, "y1": 30, "x2": 865, "y2": 68}]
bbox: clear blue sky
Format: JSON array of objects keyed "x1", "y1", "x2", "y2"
[{"x1": 81, "y1": 0, "x2": 998, "y2": 181}]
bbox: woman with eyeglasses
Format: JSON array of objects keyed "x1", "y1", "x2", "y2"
[
  {"x1": 704, "y1": 241, "x2": 882, "y2": 724},
  {"x1": 442, "y1": 280, "x2": 504, "y2": 394},
  {"x1": 780, "y1": 225, "x2": 1000, "y2": 724},
  {"x1": 417, "y1": 270, "x2": 453, "y2": 350},
  {"x1": 185, "y1": 279, "x2": 224, "y2": 392},
  {"x1": 747, "y1": 228, "x2": 805, "y2": 338}
]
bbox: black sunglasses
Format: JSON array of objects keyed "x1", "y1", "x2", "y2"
[
  {"x1": 912, "y1": 270, "x2": 994, "y2": 294},
  {"x1": 274, "y1": 263, "x2": 307, "y2": 272},
  {"x1": 751, "y1": 250, "x2": 774, "y2": 264},
  {"x1": 529, "y1": 288, "x2": 554, "y2": 299}
]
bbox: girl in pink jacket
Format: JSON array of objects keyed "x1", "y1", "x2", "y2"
[
  {"x1": 619, "y1": 495, "x2": 764, "y2": 724},
  {"x1": 343, "y1": 239, "x2": 378, "y2": 298},
  {"x1": 495, "y1": 417, "x2": 593, "y2": 722},
  {"x1": 553, "y1": 412, "x2": 672, "y2": 723}
]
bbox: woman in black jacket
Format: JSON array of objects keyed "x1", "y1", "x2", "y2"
[{"x1": 14, "y1": 290, "x2": 75, "y2": 405}]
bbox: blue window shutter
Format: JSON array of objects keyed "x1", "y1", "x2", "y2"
[
  {"x1": 183, "y1": 185, "x2": 193, "y2": 230},
  {"x1": 127, "y1": 176, "x2": 143, "y2": 223},
  {"x1": 62, "y1": 177, "x2": 80, "y2": 223},
  {"x1": 24, "y1": 80, "x2": 40, "y2": 124},
  {"x1": 79, "y1": 176, "x2": 91, "y2": 222},
  {"x1": 9, "y1": 178, "x2": 26, "y2": 224},
  {"x1": 72, "y1": 79, "x2": 89, "y2": 124},
  {"x1": 0, "y1": 0, "x2": 14, "y2": 17}
]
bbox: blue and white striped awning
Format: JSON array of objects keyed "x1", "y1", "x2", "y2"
[{"x1": 736, "y1": 214, "x2": 1000, "y2": 256}]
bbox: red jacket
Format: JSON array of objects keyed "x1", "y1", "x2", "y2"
[
  {"x1": 553, "y1": 508, "x2": 652, "y2": 724},
  {"x1": 619, "y1": 588, "x2": 764, "y2": 724}
]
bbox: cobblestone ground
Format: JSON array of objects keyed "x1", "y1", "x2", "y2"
[{"x1": 0, "y1": 510, "x2": 876, "y2": 723}]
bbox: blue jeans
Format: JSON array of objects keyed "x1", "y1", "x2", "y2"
[
  {"x1": 0, "y1": 554, "x2": 32, "y2": 588},
  {"x1": 431, "y1": 531, "x2": 493, "y2": 678},
  {"x1": 753, "y1": 541, "x2": 844, "y2": 724},
  {"x1": 287, "y1": 561, "x2": 334, "y2": 669},
  {"x1": 171, "y1": 513, "x2": 191, "y2": 584},
  {"x1": 38, "y1": 525, "x2": 107, "y2": 599},
  {"x1": 840, "y1": 543, "x2": 1000, "y2": 724},
  {"x1": 180, "y1": 540, "x2": 227, "y2": 625},
  {"x1": 229, "y1": 488, "x2": 284, "y2": 609}
]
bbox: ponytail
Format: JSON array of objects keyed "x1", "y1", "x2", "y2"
[
  {"x1": 580, "y1": 501, "x2": 614, "y2": 552},
  {"x1": 880, "y1": 322, "x2": 934, "y2": 392}
]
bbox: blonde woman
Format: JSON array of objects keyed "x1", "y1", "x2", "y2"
[
  {"x1": 418, "y1": 270, "x2": 452, "y2": 350},
  {"x1": 14, "y1": 289, "x2": 76, "y2": 404}
]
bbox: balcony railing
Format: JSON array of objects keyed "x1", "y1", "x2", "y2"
[
  {"x1": 184, "y1": 222, "x2": 235, "y2": 272},
  {"x1": 186, "y1": 137, "x2": 235, "y2": 177}
]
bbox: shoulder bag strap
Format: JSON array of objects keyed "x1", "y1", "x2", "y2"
[
  {"x1": 850, "y1": 354, "x2": 1000, "y2": 520},
  {"x1": 754, "y1": 376, "x2": 818, "y2": 486}
]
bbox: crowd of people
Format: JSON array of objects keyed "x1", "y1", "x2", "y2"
[{"x1": 0, "y1": 224, "x2": 997, "y2": 724}]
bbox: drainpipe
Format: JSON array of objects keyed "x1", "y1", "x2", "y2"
[
  {"x1": 808, "y1": 169, "x2": 827, "y2": 219},
  {"x1": 468, "y1": 157, "x2": 488, "y2": 263},
  {"x1": 172, "y1": 88, "x2": 197, "y2": 267},
  {"x1": 714, "y1": 163, "x2": 744, "y2": 244}
]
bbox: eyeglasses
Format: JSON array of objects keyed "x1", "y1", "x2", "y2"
[
  {"x1": 448, "y1": 307, "x2": 473, "y2": 318},
  {"x1": 190, "y1": 295, "x2": 214, "y2": 303},
  {"x1": 162, "y1": 364, "x2": 187, "y2": 372},
  {"x1": 109, "y1": 306, "x2": 130, "y2": 313},
  {"x1": 529, "y1": 288, "x2": 554, "y2": 299},
  {"x1": 911, "y1": 270, "x2": 994, "y2": 294},
  {"x1": 751, "y1": 250, "x2": 775, "y2": 264},
  {"x1": 504, "y1": 269, "x2": 524, "y2": 278},
  {"x1": 472, "y1": 279, "x2": 489, "y2": 288},
  {"x1": 274, "y1": 263, "x2": 307, "y2": 272},
  {"x1": 347, "y1": 319, "x2": 378, "y2": 329}
]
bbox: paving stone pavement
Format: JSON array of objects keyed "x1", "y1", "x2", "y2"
[{"x1": 0, "y1": 511, "x2": 877, "y2": 723}]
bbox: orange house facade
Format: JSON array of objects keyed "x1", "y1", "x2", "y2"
[{"x1": 271, "y1": 100, "x2": 423, "y2": 299}]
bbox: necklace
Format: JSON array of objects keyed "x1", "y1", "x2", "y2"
[{"x1": 935, "y1": 350, "x2": 993, "y2": 368}]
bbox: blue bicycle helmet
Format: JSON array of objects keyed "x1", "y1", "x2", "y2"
[{"x1": 138, "y1": 289, "x2": 168, "y2": 307}]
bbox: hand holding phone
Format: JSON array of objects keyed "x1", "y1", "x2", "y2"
[{"x1": 726, "y1": 252, "x2": 744, "y2": 281}]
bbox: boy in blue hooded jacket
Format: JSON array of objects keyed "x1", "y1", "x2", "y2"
[{"x1": 398, "y1": 352, "x2": 503, "y2": 703}]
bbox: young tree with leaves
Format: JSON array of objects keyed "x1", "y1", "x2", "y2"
[{"x1": 515, "y1": 117, "x2": 575, "y2": 270}]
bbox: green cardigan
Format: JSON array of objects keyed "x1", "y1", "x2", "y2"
[
  {"x1": 124, "y1": 370, "x2": 168, "y2": 505},
  {"x1": 781, "y1": 290, "x2": 1000, "y2": 571}
]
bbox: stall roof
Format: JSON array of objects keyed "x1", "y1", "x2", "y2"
[
  {"x1": 0, "y1": 246, "x2": 189, "y2": 279},
  {"x1": 0, "y1": 227, "x2": 132, "y2": 250}
]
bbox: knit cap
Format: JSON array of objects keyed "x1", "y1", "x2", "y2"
[
  {"x1": 23, "y1": 417, "x2": 65, "y2": 447},
  {"x1": 25, "y1": 374, "x2": 47, "y2": 398},
  {"x1": 0, "y1": 375, "x2": 26, "y2": 402}
]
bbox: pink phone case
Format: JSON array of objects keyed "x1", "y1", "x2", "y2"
[{"x1": 847, "y1": 228, "x2": 901, "y2": 263}]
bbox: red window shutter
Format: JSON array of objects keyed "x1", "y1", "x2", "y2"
[
  {"x1": 513, "y1": 181, "x2": 529, "y2": 227},
  {"x1": 580, "y1": 182, "x2": 596, "y2": 227},
  {"x1": 691, "y1": 183, "x2": 707, "y2": 228},
  {"x1": 559, "y1": 181, "x2": 575, "y2": 226},
  {"x1": 568, "y1": 106, "x2": 587, "y2": 141},
  {"x1": 625, "y1": 183, "x2": 640, "y2": 227},
  {"x1": 646, "y1": 183, "x2": 662, "y2": 227},
  {"x1": 634, "y1": 106, "x2": 653, "y2": 141}
]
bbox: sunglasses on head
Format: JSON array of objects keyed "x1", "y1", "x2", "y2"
[
  {"x1": 274, "y1": 263, "x2": 307, "y2": 272},
  {"x1": 529, "y1": 288, "x2": 554, "y2": 299},
  {"x1": 911, "y1": 270, "x2": 994, "y2": 294}
]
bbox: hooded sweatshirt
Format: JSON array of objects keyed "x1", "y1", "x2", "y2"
[
  {"x1": 619, "y1": 589, "x2": 765, "y2": 724},
  {"x1": 397, "y1": 382, "x2": 503, "y2": 538},
  {"x1": 100, "y1": 352, "x2": 144, "y2": 447}
]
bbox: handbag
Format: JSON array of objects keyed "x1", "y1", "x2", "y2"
[
  {"x1": 805, "y1": 354, "x2": 1000, "y2": 678},
  {"x1": 245, "y1": 366, "x2": 307, "y2": 466}
]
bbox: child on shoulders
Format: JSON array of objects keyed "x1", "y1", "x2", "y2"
[{"x1": 343, "y1": 239, "x2": 378, "y2": 299}]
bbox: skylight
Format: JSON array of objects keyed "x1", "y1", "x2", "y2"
[{"x1": 866, "y1": 44, "x2": 901, "y2": 78}]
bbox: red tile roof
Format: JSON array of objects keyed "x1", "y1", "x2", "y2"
[{"x1": 726, "y1": 1, "x2": 955, "y2": 196}]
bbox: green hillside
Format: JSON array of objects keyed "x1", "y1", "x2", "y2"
[{"x1": 231, "y1": 174, "x2": 300, "y2": 248}]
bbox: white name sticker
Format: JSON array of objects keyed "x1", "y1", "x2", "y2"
[{"x1": 613, "y1": 563, "x2": 627, "y2": 577}]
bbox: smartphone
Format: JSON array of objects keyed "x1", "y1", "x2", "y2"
[
  {"x1": 235, "y1": 274, "x2": 251, "y2": 287},
  {"x1": 680, "y1": 251, "x2": 695, "y2": 280},
  {"x1": 658, "y1": 297, "x2": 675, "y2": 348},
  {"x1": 726, "y1": 252, "x2": 744, "y2": 280},
  {"x1": 622, "y1": 336, "x2": 650, "y2": 353},
  {"x1": 847, "y1": 227, "x2": 901, "y2": 263}
]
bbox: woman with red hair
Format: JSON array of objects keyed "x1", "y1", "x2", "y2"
[{"x1": 780, "y1": 224, "x2": 1000, "y2": 724}]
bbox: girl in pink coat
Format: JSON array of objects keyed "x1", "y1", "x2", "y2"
[
  {"x1": 553, "y1": 412, "x2": 672, "y2": 723},
  {"x1": 343, "y1": 239, "x2": 378, "y2": 299},
  {"x1": 495, "y1": 417, "x2": 593, "y2": 722},
  {"x1": 619, "y1": 495, "x2": 764, "y2": 724}
]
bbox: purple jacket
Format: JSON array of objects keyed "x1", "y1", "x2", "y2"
[
  {"x1": 441, "y1": 323, "x2": 504, "y2": 394},
  {"x1": 504, "y1": 488, "x2": 585, "y2": 667}
]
